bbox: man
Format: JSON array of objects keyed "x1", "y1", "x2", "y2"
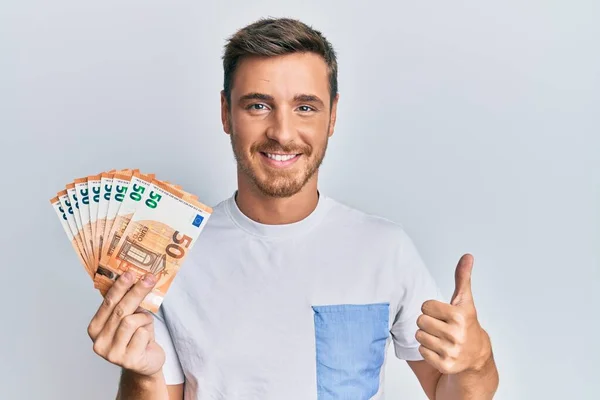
[{"x1": 87, "y1": 18, "x2": 499, "y2": 399}]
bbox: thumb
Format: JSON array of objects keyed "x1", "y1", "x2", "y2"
[{"x1": 450, "y1": 253, "x2": 474, "y2": 306}]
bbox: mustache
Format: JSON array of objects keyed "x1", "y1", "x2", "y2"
[{"x1": 251, "y1": 140, "x2": 312, "y2": 155}]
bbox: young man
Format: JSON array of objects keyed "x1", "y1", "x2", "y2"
[{"x1": 87, "y1": 18, "x2": 499, "y2": 399}]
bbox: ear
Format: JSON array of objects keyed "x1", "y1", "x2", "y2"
[
  {"x1": 220, "y1": 90, "x2": 231, "y2": 135},
  {"x1": 328, "y1": 93, "x2": 340, "y2": 138}
]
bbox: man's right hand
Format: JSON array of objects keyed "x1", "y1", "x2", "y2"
[{"x1": 88, "y1": 271, "x2": 165, "y2": 377}]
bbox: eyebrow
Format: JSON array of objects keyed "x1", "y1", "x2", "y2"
[
  {"x1": 238, "y1": 93, "x2": 274, "y2": 103},
  {"x1": 238, "y1": 92, "x2": 325, "y2": 108},
  {"x1": 293, "y1": 94, "x2": 325, "y2": 108}
]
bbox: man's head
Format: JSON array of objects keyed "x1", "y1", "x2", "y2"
[{"x1": 221, "y1": 18, "x2": 339, "y2": 198}]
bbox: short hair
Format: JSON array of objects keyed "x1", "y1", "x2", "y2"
[{"x1": 222, "y1": 18, "x2": 338, "y2": 107}]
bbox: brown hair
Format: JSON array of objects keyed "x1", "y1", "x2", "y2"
[{"x1": 222, "y1": 18, "x2": 338, "y2": 107}]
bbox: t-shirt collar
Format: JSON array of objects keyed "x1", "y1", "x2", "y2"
[{"x1": 225, "y1": 190, "x2": 331, "y2": 239}]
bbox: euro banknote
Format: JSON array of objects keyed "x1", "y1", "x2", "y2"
[
  {"x1": 100, "y1": 180, "x2": 212, "y2": 312},
  {"x1": 87, "y1": 174, "x2": 102, "y2": 266},
  {"x1": 51, "y1": 170, "x2": 212, "y2": 312}
]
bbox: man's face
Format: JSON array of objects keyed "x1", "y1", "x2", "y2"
[{"x1": 221, "y1": 52, "x2": 338, "y2": 198}]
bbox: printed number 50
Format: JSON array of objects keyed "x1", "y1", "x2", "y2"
[
  {"x1": 166, "y1": 231, "x2": 192, "y2": 259},
  {"x1": 146, "y1": 191, "x2": 162, "y2": 208}
]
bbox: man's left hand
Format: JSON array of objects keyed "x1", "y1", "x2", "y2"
[{"x1": 415, "y1": 254, "x2": 492, "y2": 375}]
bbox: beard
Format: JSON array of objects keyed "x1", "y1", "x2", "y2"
[{"x1": 229, "y1": 124, "x2": 329, "y2": 198}]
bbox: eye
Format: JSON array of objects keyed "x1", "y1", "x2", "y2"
[
  {"x1": 297, "y1": 105, "x2": 315, "y2": 113},
  {"x1": 247, "y1": 103, "x2": 269, "y2": 111}
]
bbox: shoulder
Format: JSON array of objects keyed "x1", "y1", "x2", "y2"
[
  {"x1": 323, "y1": 197, "x2": 435, "y2": 289},
  {"x1": 196, "y1": 196, "x2": 234, "y2": 231},
  {"x1": 323, "y1": 196, "x2": 414, "y2": 248}
]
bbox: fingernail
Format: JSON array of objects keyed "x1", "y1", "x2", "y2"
[
  {"x1": 122, "y1": 271, "x2": 133, "y2": 281},
  {"x1": 142, "y1": 274, "x2": 155, "y2": 286}
]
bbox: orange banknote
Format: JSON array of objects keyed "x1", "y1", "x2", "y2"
[
  {"x1": 50, "y1": 196, "x2": 90, "y2": 275},
  {"x1": 98, "y1": 171, "x2": 154, "y2": 276},
  {"x1": 96, "y1": 180, "x2": 212, "y2": 312},
  {"x1": 52, "y1": 170, "x2": 211, "y2": 311}
]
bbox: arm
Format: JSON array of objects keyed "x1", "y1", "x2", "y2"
[
  {"x1": 116, "y1": 369, "x2": 184, "y2": 400},
  {"x1": 410, "y1": 255, "x2": 499, "y2": 399},
  {"x1": 434, "y1": 346, "x2": 499, "y2": 400},
  {"x1": 389, "y1": 232, "x2": 498, "y2": 398},
  {"x1": 87, "y1": 272, "x2": 183, "y2": 400},
  {"x1": 408, "y1": 331, "x2": 499, "y2": 399}
]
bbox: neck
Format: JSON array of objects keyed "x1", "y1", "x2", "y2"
[{"x1": 235, "y1": 176, "x2": 320, "y2": 225}]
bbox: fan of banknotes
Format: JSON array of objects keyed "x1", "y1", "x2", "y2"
[{"x1": 50, "y1": 169, "x2": 213, "y2": 312}]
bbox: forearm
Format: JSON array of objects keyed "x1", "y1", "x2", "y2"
[
  {"x1": 436, "y1": 333, "x2": 499, "y2": 399},
  {"x1": 116, "y1": 369, "x2": 170, "y2": 400}
]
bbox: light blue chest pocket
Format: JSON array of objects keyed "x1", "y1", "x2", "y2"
[{"x1": 312, "y1": 303, "x2": 390, "y2": 400}]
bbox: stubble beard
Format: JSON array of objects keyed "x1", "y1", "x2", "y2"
[{"x1": 229, "y1": 124, "x2": 329, "y2": 199}]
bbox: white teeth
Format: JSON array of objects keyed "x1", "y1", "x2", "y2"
[{"x1": 266, "y1": 153, "x2": 296, "y2": 162}]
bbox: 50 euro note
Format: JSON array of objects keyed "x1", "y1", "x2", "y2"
[
  {"x1": 75, "y1": 177, "x2": 95, "y2": 266},
  {"x1": 96, "y1": 180, "x2": 213, "y2": 312},
  {"x1": 56, "y1": 190, "x2": 93, "y2": 278},
  {"x1": 87, "y1": 174, "x2": 102, "y2": 267},
  {"x1": 96, "y1": 169, "x2": 140, "y2": 264},
  {"x1": 101, "y1": 171, "x2": 135, "y2": 258},
  {"x1": 66, "y1": 182, "x2": 94, "y2": 268},
  {"x1": 50, "y1": 196, "x2": 89, "y2": 273},
  {"x1": 95, "y1": 171, "x2": 116, "y2": 271},
  {"x1": 98, "y1": 171, "x2": 153, "y2": 277}
]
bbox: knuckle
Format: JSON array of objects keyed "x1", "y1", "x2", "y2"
[
  {"x1": 446, "y1": 327, "x2": 460, "y2": 343},
  {"x1": 451, "y1": 311, "x2": 466, "y2": 325},
  {"x1": 120, "y1": 315, "x2": 135, "y2": 330},
  {"x1": 87, "y1": 322, "x2": 97, "y2": 340},
  {"x1": 454, "y1": 331, "x2": 467, "y2": 345},
  {"x1": 106, "y1": 350, "x2": 121, "y2": 365},
  {"x1": 442, "y1": 359, "x2": 456, "y2": 374},
  {"x1": 102, "y1": 295, "x2": 114, "y2": 309},
  {"x1": 114, "y1": 305, "x2": 125, "y2": 318},
  {"x1": 447, "y1": 344, "x2": 460, "y2": 359},
  {"x1": 121, "y1": 358, "x2": 134, "y2": 371},
  {"x1": 92, "y1": 341, "x2": 104, "y2": 356}
]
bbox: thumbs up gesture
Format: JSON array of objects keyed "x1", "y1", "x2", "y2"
[{"x1": 415, "y1": 254, "x2": 492, "y2": 374}]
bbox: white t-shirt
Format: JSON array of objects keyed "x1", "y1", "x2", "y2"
[{"x1": 154, "y1": 192, "x2": 443, "y2": 399}]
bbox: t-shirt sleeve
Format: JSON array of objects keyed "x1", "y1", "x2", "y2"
[
  {"x1": 390, "y1": 228, "x2": 445, "y2": 361},
  {"x1": 153, "y1": 307, "x2": 185, "y2": 385}
]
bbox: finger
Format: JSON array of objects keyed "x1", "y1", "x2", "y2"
[
  {"x1": 126, "y1": 326, "x2": 153, "y2": 359},
  {"x1": 417, "y1": 314, "x2": 453, "y2": 341},
  {"x1": 99, "y1": 273, "x2": 157, "y2": 342},
  {"x1": 419, "y1": 345, "x2": 444, "y2": 372},
  {"x1": 450, "y1": 253, "x2": 474, "y2": 306},
  {"x1": 111, "y1": 313, "x2": 155, "y2": 356},
  {"x1": 88, "y1": 270, "x2": 136, "y2": 340},
  {"x1": 421, "y1": 300, "x2": 455, "y2": 322},
  {"x1": 135, "y1": 307, "x2": 156, "y2": 341},
  {"x1": 415, "y1": 329, "x2": 445, "y2": 355}
]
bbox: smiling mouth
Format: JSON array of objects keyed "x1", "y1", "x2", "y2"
[
  {"x1": 261, "y1": 152, "x2": 301, "y2": 161},
  {"x1": 258, "y1": 151, "x2": 302, "y2": 168}
]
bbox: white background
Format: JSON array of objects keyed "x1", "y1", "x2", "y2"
[{"x1": 1, "y1": 0, "x2": 598, "y2": 399}]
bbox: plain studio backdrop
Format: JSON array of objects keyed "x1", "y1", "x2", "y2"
[{"x1": 1, "y1": 1, "x2": 598, "y2": 399}]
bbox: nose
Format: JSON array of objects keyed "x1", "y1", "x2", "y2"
[{"x1": 265, "y1": 107, "x2": 295, "y2": 147}]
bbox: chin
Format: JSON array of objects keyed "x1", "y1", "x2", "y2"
[
  {"x1": 239, "y1": 157, "x2": 319, "y2": 198},
  {"x1": 249, "y1": 172, "x2": 306, "y2": 198},
  {"x1": 255, "y1": 180, "x2": 305, "y2": 198}
]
